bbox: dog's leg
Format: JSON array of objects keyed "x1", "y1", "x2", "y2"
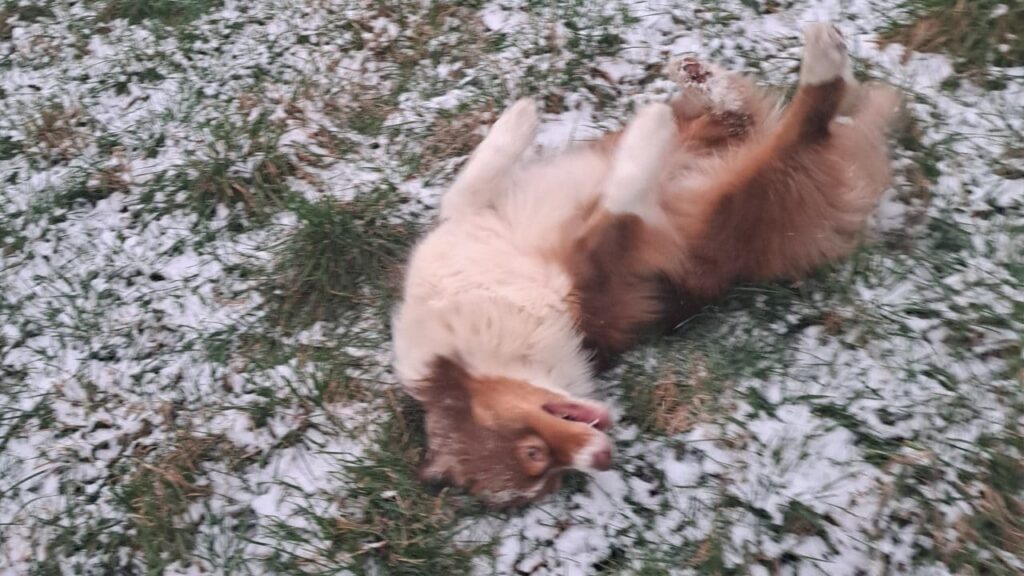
[
  {"x1": 570, "y1": 24, "x2": 895, "y2": 354},
  {"x1": 602, "y1": 102, "x2": 677, "y2": 226},
  {"x1": 800, "y1": 23, "x2": 855, "y2": 87},
  {"x1": 440, "y1": 98, "x2": 538, "y2": 220},
  {"x1": 565, "y1": 104, "x2": 681, "y2": 359},
  {"x1": 673, "y1": 23, "x2": 896, "y2": 289},
  {"x1": 693, "y1": 22, "x2": 856, "y2": 195},
  {"x1": 784, "y1": 22, "x2": 854, "y2": 140}
]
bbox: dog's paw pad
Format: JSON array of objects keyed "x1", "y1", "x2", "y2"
[
  {"x1": 667, "y1": 54, "x2": 713, "y2": 87},
  {"x1": 668, "y1": 55, "x2": 743, "y2": 114},
  {"x1": 800, "y1": 23, "x2": 851, "y2": 85}
]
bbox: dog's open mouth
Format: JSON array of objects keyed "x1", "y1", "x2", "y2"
[{"x1": 542, "y1": 402, "x2": 612, "y2": 431}]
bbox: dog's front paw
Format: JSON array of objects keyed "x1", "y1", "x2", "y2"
[
  {"x1": 800, "y1": 23, "x2": 853, "y2": 86},
  {"x1": 487, "y1": 97, "x2": 539, "y2": 156},
  {"x1": 604, "y1": 102, "x2": 675, "y2": 219}
]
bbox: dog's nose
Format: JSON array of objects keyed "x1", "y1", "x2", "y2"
[{"x1": 591, "y1": 446, "x2": 612, "y2": 471}]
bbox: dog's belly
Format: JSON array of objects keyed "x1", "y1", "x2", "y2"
[
  {"x1": 496, "y1": 148, "x2": 610, "y2": 254},
  {"x1": 394, "y1": 215, "x2": 593, "y2": 395}
]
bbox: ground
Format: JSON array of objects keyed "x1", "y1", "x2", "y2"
[{"x1": 0, "y1": 0, "x2": 1021, "y2": 575}]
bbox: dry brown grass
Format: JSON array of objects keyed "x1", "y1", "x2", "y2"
[
  {"x1": 351, "y1": 2, "x2": 491, "y2": 73},
  {"x1": 929, "y1": 451, "x2": 1024, "y2": 573},
  {"x1": 0, "y1": 3, "x2": 53, "y2": 41},
  {"x1": 889, "y1": 108, "x2": 937, "y2": 238},
  {"x1": 415, "y1": 107, "x2": 493, "y2": 175},
  {"x1": 880, "y1": 0, "x2": 1023, "y2": 80},
  {"x1": 649, "y1": 356, "x2": 714, "y2": 435},
  {"x1": 87, "y1": 157, "x2": 133, "y2": 197},
  {"x1": 187, "y1": 141, "x2": 295, "y2": 217},
  {"x1": 973, "y1": 486, "x2": 1024, "y2": 553},
  {"x1": 125, "y1": 433, "x2": 219, "y2": 515},
  {"x1": 95, "y1": 0, "x2": 222, "y2": 26},
  {"x1": 27, "y1": 103, "x2": 91, "y2": 164},
  {"x1": 117, "y1": 429, "x2": 245, "y2": 570}
]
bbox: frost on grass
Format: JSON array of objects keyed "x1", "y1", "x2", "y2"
[{"x1": 1, "y1": 0, "x2": 1022, "y2": 574}]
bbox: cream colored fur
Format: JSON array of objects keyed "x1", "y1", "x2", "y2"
[
  {"x1": 392, "y1": 102, "x2": 612, "y2": 401},
  {"x1": 393, "y1": 90, "x2": 697, "y2": 400}
]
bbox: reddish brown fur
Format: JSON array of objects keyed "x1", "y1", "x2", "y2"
[
  {"x1": 568, "y1": 74, "x2": 899, "y2": 359},
  {"x1": 405, "y1": 45, "x2": 900, "y2": 506},
  {"x1": 415, "y1": 357, "x2": 609, "y2": 506}
]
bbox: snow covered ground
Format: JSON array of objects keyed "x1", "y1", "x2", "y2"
[{"x1": 1, "y1": 1, "x2": 1021, "y2": 574}]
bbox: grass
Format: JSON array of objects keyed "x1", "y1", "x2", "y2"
[
  {"x1": 0, "y1": 1, "x2": 54, "y2": 40},
  {"x1": 183, "y1": 114, "x2": 295, "y2": 221},
  {"x1": 341, "y1": 1, "x2": 494, "y2": 92},
  {"x1": 259, "y1": 394, "x2": 496, "y2": 575},
  {"x1": 894, "y1": 439, "x2": 1024, "y2": 575},
  {"x1": 617, "y1": 339, "x2": 740, "y2": 437},
  {"x1": 331, "y1": 414, "x2": 489, "y2": 574},
  {"x1": 93, "y1": 0, "x2": 223, "y2": 26},
  {"x1": 27, "y1": 429, "x2": 249, "y2": 575},
  {"x1": 614, "y1": 273, "x2": 863, "y2": 435},
  {"x1": 115, "y1": 433, "x2": 220, "y2": 573},
  {"x1": 514, "y1": 1, "x2": 634, "y2": 112},
  {"x1": 402, "y1": 104, "x2": 491, "y2": 178},
  {"x1": 881, "y1": 0, "x2": 1024, "y2": 84},
  {"x1": 267, "y1": 187, "x2": 419, "y2": 326},
  {"x1": 55, "y1": 169, "x2": 130, "y2": 210},
  {"x1": 203, "y1": 324, "x2": 384, "y2": 411},
  {"x1": 946, "y1": 443, "x2": 1024, "y2": 574},
  {"x1": 0, "y1": 135, "x2": 21, "y2": 160},
  {"x1": 7, "y1": 169, "x2": 127, "y2": 234}
]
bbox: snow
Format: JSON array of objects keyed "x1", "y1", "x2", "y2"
[{"x1": 1, "y1": 0, "x2": 1021, "y2": 574}]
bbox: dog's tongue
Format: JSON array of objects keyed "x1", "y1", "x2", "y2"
[{"x1": 543, "y1": 402, "x2": 613, "y2": 430}]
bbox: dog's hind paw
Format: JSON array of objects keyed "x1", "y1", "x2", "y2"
[
  {"x1": 667, "y1": 54, "x2": 743, "y2": 114},
  {"x1": 800, "y1": 23, "x2": 853, "y2": 86}
]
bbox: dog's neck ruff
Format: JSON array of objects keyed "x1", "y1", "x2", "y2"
[{"x1": 392, "y1": 213, "x2": 596, "y2": 399}]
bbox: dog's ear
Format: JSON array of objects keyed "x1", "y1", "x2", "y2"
[
  {"x1": 414, "y1": 355, "x2": 472, "y2": 402},
  {"x1": 418, "y1": 451, "x2": 457, "y2": 483},
  {"x1": 429, "y1": 355, "x2": 470, "y2": 389},
  {"x1": 413, "y1": 356, "x2": 473, "y2": 485},
  {"x1": 404, "y1": 355, "x2": 465, "y2": 402}
]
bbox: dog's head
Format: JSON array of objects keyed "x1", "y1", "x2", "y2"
[{"x1": 412, "y1": 356, "x2": 613, "y2": 507}]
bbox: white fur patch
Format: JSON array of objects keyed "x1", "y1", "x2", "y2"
[
  {"x1": 441, "y1": 98, "x2": 539, "y2": 220},
  {"x1": 800, "y1": 23, "x2": 854, "y2": 86},
  {"x1": 603, "y1": 102, "x2": 675, "y2": 225},
  {"x1": 703, "y1": 69, "x2": 744, "y2": 113},
  {"x1": 666, "y1": 56, "x2": 743, "y2": 113},
  {"x1": 572, "y1": 434, "x2": 612, "y2": 471},
  {"x1": 393, "y1": 211, "x2": 597, "y2": 400}
]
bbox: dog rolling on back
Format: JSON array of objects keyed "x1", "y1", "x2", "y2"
[{"x1": 392, "y1": 24, "x2": 901, "y2": 506}]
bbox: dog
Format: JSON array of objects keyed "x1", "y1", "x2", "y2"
[{"x1": 391, "y1": 23, "x2": 900, "y2": 507}]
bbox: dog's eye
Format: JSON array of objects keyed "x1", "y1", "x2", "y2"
[{"x1": 515, "y1": 435, "x2": 551, "y2": 477}]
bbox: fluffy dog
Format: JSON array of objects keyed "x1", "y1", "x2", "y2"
[{"x1": 392, "y1": 24, "x2": 900, "y2": 506}]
